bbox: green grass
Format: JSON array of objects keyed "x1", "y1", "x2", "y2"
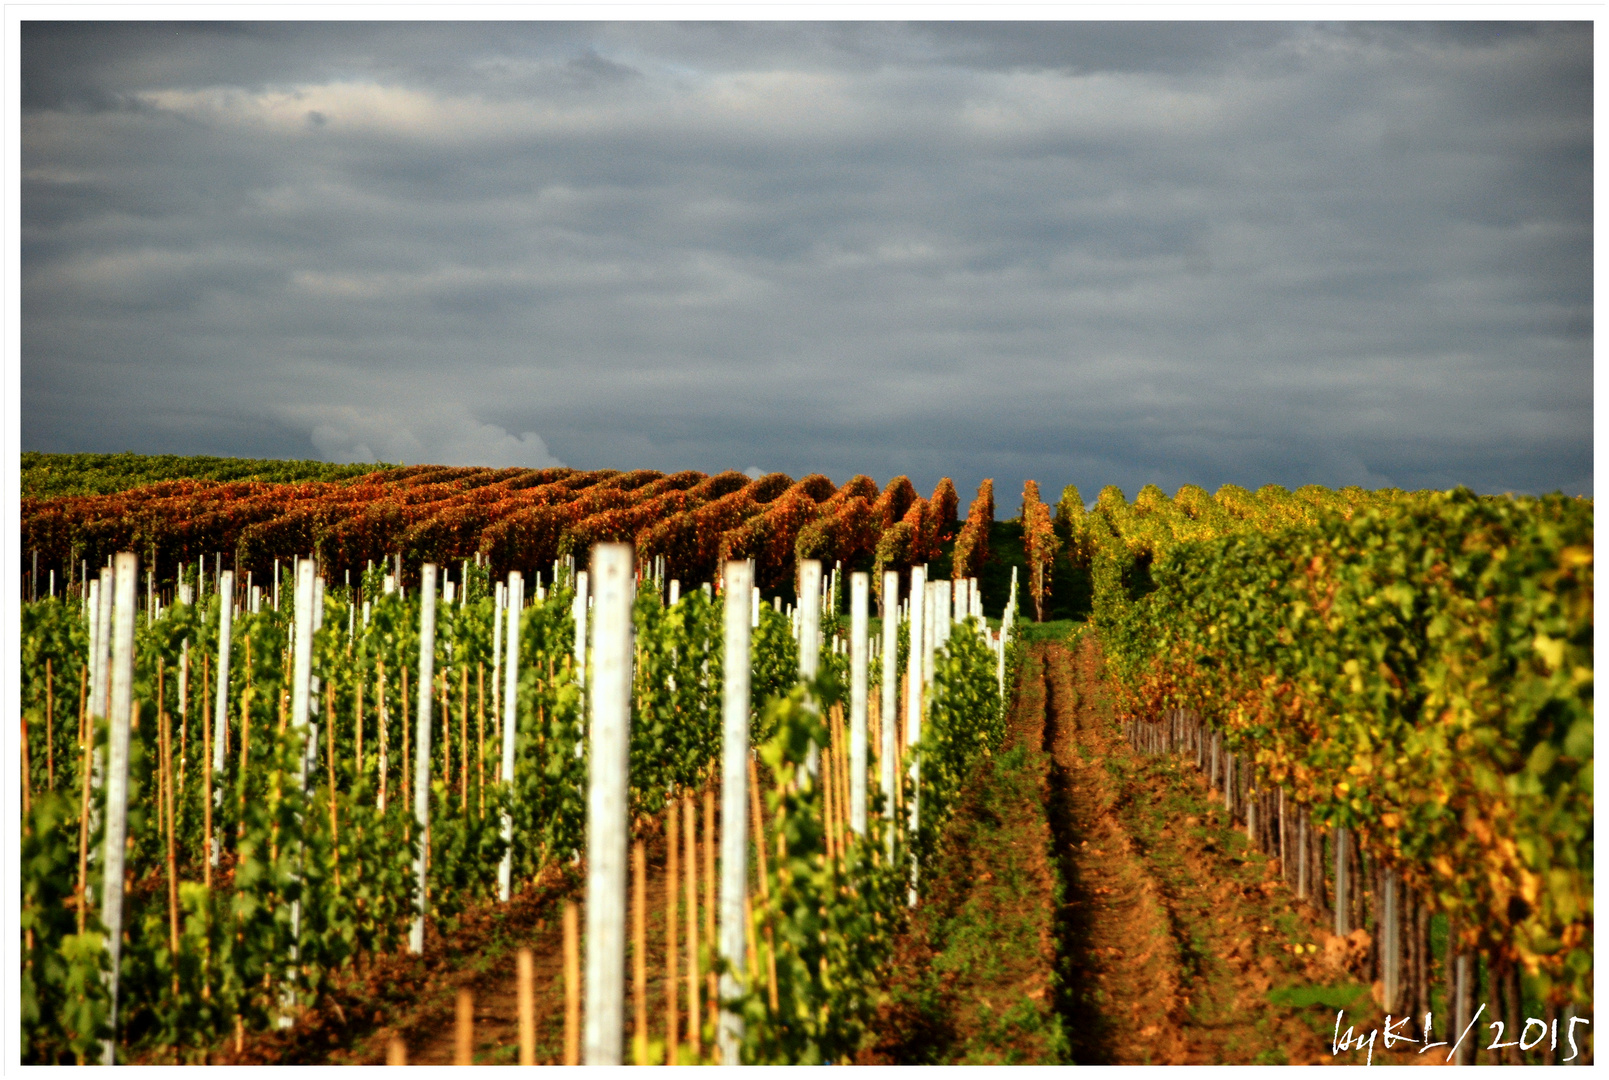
[
  {"x1": 22, "y1": 451, "x2": 398, "y2": 497},
  {"x1": 1267, "y1": 982, "x2": 1369, "y2": 1011}
]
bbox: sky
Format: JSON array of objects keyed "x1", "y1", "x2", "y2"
[{"x1": 17, "y1": 19, "x2": 1593, "y2": 503}]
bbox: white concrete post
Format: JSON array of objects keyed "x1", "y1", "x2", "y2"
[
  {"x1": 283, "y1": 560, "x2": 317, "y2": 1022},
  {"x1": 906, "y1": 565, "x2": 926, "y2": 902},
  {"x1": 996, "y1": 614, "x2": 1007, "y2": 700},
  {"x1": 573, "y1": 570, "x2": 590, "y2": 688},
  {"x1": 849, "y1": 572, "x2": 869, "y2": 836},
  {"x1": 498, "y1": 573, "x2": 523, "y2": 902},
  {"x1": 881, "y1": 571, "x2": 900, "y2": 840},
  {"x1": 410, "y1": 564, "x2": 437, "y2": 954},
  {"x1": 100, "y1": 552, "x2": 138, "y2": 1064},
  {"x1": 93, "y1": 568, "x2": 115, "y2": 730},
  {"x1": 923, "y1": 582, "x2": 937, "y2": 689},
  {"x1": 211, "y1": 571, "x2": 235, "y2": 866},
  {"x1": 492, "y1": 581, "x2": 505, "y2": 739},
  {"x1": 719, "y1": 561, "x2": 753, "y2": 1063},
  {"x1": 584, "y1": 544, "x2": 633, "y2": 1065},
  {"x1": 934, "y1": 580, "x2": 951, "y2": 648},
  {"x1": 290, "y1": 561, "x2": 316, "y2": 785},
  {"x1": 798, "y1": 560, "x2": 822, "y2": 779},
  {"x1": 85, "y1": 578, "x2": 100, "y2": 717}
]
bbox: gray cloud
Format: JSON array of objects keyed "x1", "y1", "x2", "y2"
[{"x1": 21, "y1": 21, "x2": 1591, "y2": 501}]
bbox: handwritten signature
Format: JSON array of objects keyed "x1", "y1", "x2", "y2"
[{"x1": 1332, "y1": 1007, "x2": 1591, "y2": 1065}]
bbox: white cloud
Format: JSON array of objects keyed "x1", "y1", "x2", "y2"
[{"x1": 296, "y1": 403, "x2": 564, "y2": 469}]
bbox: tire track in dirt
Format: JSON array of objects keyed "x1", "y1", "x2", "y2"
[
  {"x1": 1042, "y1": 636, "x2": 1342, "y2": 1065},
  {"x1": 1042, "y1": 639, "x2": 1184, "y2": 1063}
]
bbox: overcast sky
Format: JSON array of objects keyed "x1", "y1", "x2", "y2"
[{"x1": 19, "y1": 20, "x2": 1592, "y2": 501}]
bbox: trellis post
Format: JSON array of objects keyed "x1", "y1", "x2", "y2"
[
  {"x1": 905, "y1": 565, "x2": 926, "y2": 903},
  {"x1": 718, "y1": 560, "x2": 753, "y2": 1063},
  {"x1": 100, "y1": 553, "x2": 138, "y2": 1064},
  {"x1": 499, "y1": 573, "x2": 523, "y2": 902},
  {"x1": 798, "y1": 559, "x2": 822, "y2": 779},
  {"x1": 410, "y1": 564, "x2": 437, "y2": 954},
  {"x1": 584, "y1": 544, "x2": 633, "y2": 1065},
  {"x1": 881, "y1": 571, "x2": 900, "y2": 846}
]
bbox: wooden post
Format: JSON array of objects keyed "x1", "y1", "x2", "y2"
[
  {"x1": 77, "y1": 706, "x2": 93, "y2": 933},
  {"x1": 45, "y1": 658, "x2": 54, "y2": 790},
  {"x1": 455, "y1": 987, "x2": 475, "y2": 1065},
  {"x1": 177, "y1": 641, "x2": 188, "y2": 795},
  {"x1": 356, "y1": 674, "x2": 365, "y2": 792},
  {"x1": 633, "y1": 839, "x2": 648, "y2": 1065},
  {"x1": 564, "y1": 900, "x2": 581, "y2": 1066},
  {"x1": 822, "y1": 733, "x2": 838, "y2": 862},
  {"x1": 387, "y1": 1037, "x2": 407, "y2": 1065},
  {"x1": 718, "y1": 561, "x2": 751, "y2": 1063},
  {"x1": 849, "y1": 573, "x2": 869, "y2": 836},
  {"x1": 702, "y1": 783, "x2": 717, "y2": 1040},
  {"x1": 402, "y1": 666, "x2": 410, "y2": 818},
  {"x1": 666, "y1": 799, "x2": 679, "y2": 1064},
  {"x1": 499, "y1": 573, "x2": 523, "y2": 902},
  {"x1": 477, "y1": 663, "x2": 486, "y2": 818},
  {"x1": 160, "y1": 682, "x2": 179, "y2": 994},
  {"x1": 410, "y1": 563, "x2": 438, "y2": 955},
  {"x1": 101, "y1": 552, "x2": 138, "y2": 1064},
  {"x1": 21, "y1": 716, "x2": 30, "y2": 814},
  {"x1": 1382, "y1": 869, "x2": 1400, "y2": 1012},
  {"x1": 1297, "y1": 813, "x2": 1309, "y2": 900},
  {"x1": 203, "y1": 654, "x2": 214, "y2": 894},
  {"x1": 683, "y1": 795, "x2": 700, "y2": 1060},
  {"x1": 459, "y1": 665, "x2": 469, "y2": 808},
  {"x1": 517, "y1": 947, "x2": 536, "y2": 1065},
  {"x1": 584, "y1": 544, "x2": 633, "y2": 1065},
  {"x1": 327, "y1": 682, "x2": 341, "y2": 891},
  {"x1": 745, "y1": 755, "x2": 778, "y2": 1011},
  {"x1": 1334, "y1": 826, "x2": 1350, "y2": 936},
  {"x1": 377, "y1": 661, "x2": 388, "y2": 813}
]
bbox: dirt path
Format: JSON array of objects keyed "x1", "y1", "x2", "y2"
[{"x1": 1043, "y1": 636, "x2": 1367, "y2": 1065}]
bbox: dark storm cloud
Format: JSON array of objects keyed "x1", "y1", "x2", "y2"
[{"x1": 20, "y1": 20, "x2": 1591, "y2": 500}]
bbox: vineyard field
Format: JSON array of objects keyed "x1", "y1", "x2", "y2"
[{"x1": 16, "y1": 458, "x2": 1592, "y2": 1064}]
